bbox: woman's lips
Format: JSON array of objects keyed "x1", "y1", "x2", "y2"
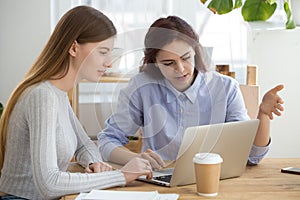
[
  {"x1": 176, "y1": 73, "x2": 189, "y2": 80},
  {"x1": 97, "y1": 70, "x2": 106, "y2": 76}
]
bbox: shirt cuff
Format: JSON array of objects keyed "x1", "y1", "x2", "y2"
[{"x1": 248, "y1": 138, "x2": 271, "y2": 165}]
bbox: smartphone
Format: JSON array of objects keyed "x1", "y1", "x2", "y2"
[{"x1": 281, "y1": 167, "x2": 300, "y2": 175}]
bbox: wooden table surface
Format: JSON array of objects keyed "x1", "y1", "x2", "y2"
[{"x1": 61, "y1": 158, "x2": 300, "y2": 200}]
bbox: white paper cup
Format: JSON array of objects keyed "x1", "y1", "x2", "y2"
[{"x1": 193, "y1": 153, "x2": 223, "y2": 197}]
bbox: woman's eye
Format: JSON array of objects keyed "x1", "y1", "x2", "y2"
[
  {"x1": 182, "y1": 56, "x2": 191, "y2": 61},
  {"x1": 162, "y1": 62, "x2": 173, "y2": 66},
  {"x1": 99, "y1": 51, "x2": 108, "y2": 55}
]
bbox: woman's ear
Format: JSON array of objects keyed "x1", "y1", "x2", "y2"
[{"x1": 69, "y1": 40, "x2": 78, "y2": 57}]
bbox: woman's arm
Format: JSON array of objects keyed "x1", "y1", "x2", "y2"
[
  {"x1": 254, "y1": 84, "x2": 284, "y2": 146},
  {"x1": 68, "y1": 104, "x2": 103, "y2": 167},
  {"x1": 27, "y1": 87, "x2": 126, "y2": 199},
  {"x1": 248, "y1": 85, "x2": 284, "y2": 165},
  {"x1": 98, "y1": 80, "x2": 142, "y2": 161},
  {"x1": 110, "y1": 147, "x2": 165, "y2": 170}
]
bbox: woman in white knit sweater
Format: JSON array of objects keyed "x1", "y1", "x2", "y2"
[{"x1": 0, "y1": 6, "x2": 152, "y2": 200}]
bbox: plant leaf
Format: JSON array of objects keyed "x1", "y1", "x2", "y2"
[
  {"x1": 242, "y1": 0, "x2": 277, "y2": 21},
  {"x1": 266, "y1": 0, "x2": 277, "y2": 4},
  {"x1": 208, "y1": 0, "x2": 234, "y2": 14},
  {"x1": 234, "y1": 0, "x2": 243, "y2": 9},
  {"x1": 284, "y1": 1, "x2": 296, "y2": 29}
]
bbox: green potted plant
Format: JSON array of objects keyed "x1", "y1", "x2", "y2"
[{"x1": 200, "y1": 0, "x2": 296, "y2": 29}]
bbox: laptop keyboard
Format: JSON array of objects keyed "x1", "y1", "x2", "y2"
[{"x1": 153, "y1": 175, "x2": 172, "y2": 183}]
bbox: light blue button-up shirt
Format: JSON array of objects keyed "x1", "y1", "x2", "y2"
[{"x1": 98, "y1": 71, "x2": 269, "y2": 164}]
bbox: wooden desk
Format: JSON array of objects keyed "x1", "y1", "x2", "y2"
[{"x1": 61, "y1": 158, "x2": 300, "y2": 200}]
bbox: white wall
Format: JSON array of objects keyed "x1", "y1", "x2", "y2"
[
  {"x1": 247, "y1": 22, "x2": 300, "y2": 158},
  {"x1": 0, "y1": 0, "x2": 51, "y2": 104},
  {"x1": 1, "y1": 1, "x2": 299, "y2": 158}
]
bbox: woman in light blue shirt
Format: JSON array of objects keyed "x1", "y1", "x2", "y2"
[{"x1": 98, "y1": 16, "x2": 284, "y2": 170}]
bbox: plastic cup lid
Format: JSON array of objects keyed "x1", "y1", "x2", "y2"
[{"x1": 193, "y1": 153, "x2": 223, "y2": 164}]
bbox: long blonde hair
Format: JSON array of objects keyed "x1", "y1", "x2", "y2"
[{"x1": 0, "y1": 6, "x2": 116, "y2": 173}]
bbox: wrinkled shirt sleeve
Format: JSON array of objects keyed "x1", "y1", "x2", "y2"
[
  {"x1": 248, "y1": 139, "x2": 271, "y2": 165},
  {"x1": 98, "y1": 79, "x2": 141, "y2": 161}
]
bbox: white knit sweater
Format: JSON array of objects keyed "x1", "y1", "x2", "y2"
[{"x1": 0, "y1": 81, "x2": 125, "y2": 200}]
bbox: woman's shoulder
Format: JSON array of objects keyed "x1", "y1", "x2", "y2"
[
  {"x1": 204, "y1": 71, "x2": 239, "y2": 86},
  {"x1": 123, "y1": 72, "x2": 167, "y2": 97},
  {"x1": 24, "y1": 81, "x2": 51, "y2": 95},
  {"x1": 12, "y1": 82, "x2": 59, "y2": 118},
  {"x1": 21, "y1": 81, "x2": 61, "y2": 104}
]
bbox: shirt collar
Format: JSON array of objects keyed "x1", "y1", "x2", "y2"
[
  {"x1": 183, "y1": 72, "x2": 202, "y2": 103},
  {"x1": 163, "y1": 72, "x2": 203, "y2": 104}
]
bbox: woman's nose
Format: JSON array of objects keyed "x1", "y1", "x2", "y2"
[
  {"x1": 104, "y1": 56, "x2": 113, "y2": 68},
  {"x1": 104, "y1": 62, "x2": 112, "y2": 68},
  {"x1": 174, "y1": 61, "x2": 185, "y2": 73}
]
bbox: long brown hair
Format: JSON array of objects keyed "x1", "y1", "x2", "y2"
[
  {"x1": 141, "y1": 16, "x2": 208, "y2": 74},
  {"x1": 0, "y1": 6, "x2": 116, "y2": 172}
]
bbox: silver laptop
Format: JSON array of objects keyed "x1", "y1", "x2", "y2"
[{"x1": 138, "y1": 119, "x2": 259, "y2": 187}]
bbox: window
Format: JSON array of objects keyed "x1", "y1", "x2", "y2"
[
  {"x1": 52, "y1": 0, "x2": 249, "y2": 136},
  {"x1": 53, "y1": 0, "x2": 249, "y2": 83}
]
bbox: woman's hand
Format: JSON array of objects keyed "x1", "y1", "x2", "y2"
[
  {"x1": 259, "y1": 84, "x2": 284, "y2": 120},
  {"x1": 85, "y1": 162, "x2": 113, "y2": 173},
  {"x1": 120, "y1": 157, "x2": 153, "y2": 185},
  {"x1": 139, "y1": 149, "x2": 166, "y2": 170}
]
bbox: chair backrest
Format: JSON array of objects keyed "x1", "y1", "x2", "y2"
[{"x1": 239, "y1": 85, "x2": 259, "y2": 119}]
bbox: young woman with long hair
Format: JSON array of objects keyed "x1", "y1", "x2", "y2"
[{"x1": 0, "y1": 6, "x2": 152, "y2": 200}]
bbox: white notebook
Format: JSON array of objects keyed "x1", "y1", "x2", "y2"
[{"x1": 75, "y1": 190, "x2": 179, "y2": 200}]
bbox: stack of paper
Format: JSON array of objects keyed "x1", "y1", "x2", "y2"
[{"x1": 75, "y1": 190, "x2": 179, "y2": 200}]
